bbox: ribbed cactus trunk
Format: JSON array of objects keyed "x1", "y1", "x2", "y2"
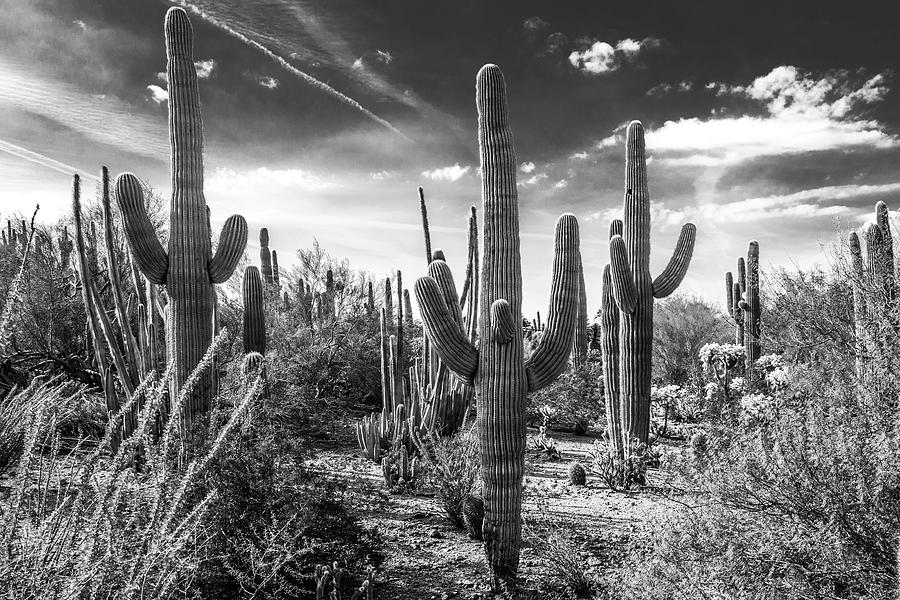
[
  {"x1": 572, "y1": 250, "x2": 588, "y2": 368},
  {"x1": 741, "y1": 241, "x2": 761, "y2": 381},
  {"x1": 271, "y1": 250, "x2": 280, "y2": 288},
  {"x1": 416, "y1": 64, "x2": 580, "y2": 592},
  {"x1": 243, "y1": 266, "x2": 265, "y2": 355},
  {"x1": 259, "y1": 228, "x2": 273, "y2": 286},
  {"x1": 608, "y1": 122, "x2": 696, "y2": 445},
  {"x1": 115, "y1": 8, "x2": 247, "y2": 436},
  {"x1": 601, "y1": 222, "x2": 623, "y2": 460},
  {"x1": 735, "y1": 258, "x2": 746, "y2": 346}
]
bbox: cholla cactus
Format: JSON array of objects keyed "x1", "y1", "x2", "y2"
[
  {"x1": 115, "y1": 8, "x2": 247, "y2": 432},
  {"x1": 415, "y1": 64, "x2": 580, "y2": 592},
  {"x1": 568, "y1": 461, "x2": 586, "y2": 486},
  {"x1": 606, "y1": 121, "x2": 696, "y2": 445}
]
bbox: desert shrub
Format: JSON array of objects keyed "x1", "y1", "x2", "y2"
[
  {"x1": 416, "y1": 424, "x2": 481, "y2": 529},
  {"x1": 653, "y1": 293, "x2": 732, "y2": 387},
  {"x1": 611, "y1": 353, "x2": 900, "y2": 597},
  {"x1": 527, "y1": 363, "x2": 602, "y2": 434},
  {"x1": 588, "y1": 440, "x2": 652, "y2": 491},
  {"x1": 0, "y1": 337, "x2": 259, "y2": 599},
  {"x1": 528, "y1": 520, "x2": 597, "y2": 598}
]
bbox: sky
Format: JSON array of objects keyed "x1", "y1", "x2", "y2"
[{"x1": 2, "y1": 0, "x2": 900, "y2": 317}]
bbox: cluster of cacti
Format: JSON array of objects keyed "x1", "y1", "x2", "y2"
[
  {"x1": 724, "y1": 241, "x2": 762, "y2": 382},
  {"x1": 416, "y1": 64, "x2": 580, "y2": 592},
  {"x1": 849, "y1": 201, "x2": 897, "y2": 377},
  {"x1": 314, "y1": 563, "x2": 375, "y2": 600},
  {"x1": 73, "y1": 167, "x2": 167, "y2": 447},
  {"x1": 115, "y1": 8, "x2": 247, "y2": 436},
  {"x1": 568, "y1": 460, "x2": 587, "y2": 486},
  {"x1": 601, "y1": 121, "x2": 696, "y2": 455},
  {"x1": 381, "y1": 443, "x2": 418, "y2": 489}
]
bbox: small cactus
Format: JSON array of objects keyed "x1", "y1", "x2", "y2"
[
  {"x1": 462, "y1": 494, "x2": 485, "y2": 541},
  {"x1": 568, "y1": 460, "x2": 586, "y2": 486}
]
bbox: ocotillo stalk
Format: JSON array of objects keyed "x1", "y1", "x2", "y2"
[
  {"x1": 572, "y1": 249, "x2": 588, "y2": 368},
  {"x1": 395, "y1": 270, "x2": 404, "y2": 404},
  {"x1": 415, "y1": 65, "x2": 580, "y2": 592},
  {"x1": 601, "y1": 220, "x2": 623, "y2": 459},
  {"x1": 849, "y1": 231, "x2": 866, "y2": 377},
  {"x1": 259, "y1": 228, "x2": 273, "y2": 286},
  {"x1": 419, "y1": 186, "x2": 432, "y2": 264},
  {"x1": 115, "y1": 8, "x2": 247, "y2": 433},
  {"x1": 608, "y1": 121, "x2": 696, "y2": 445},
  {"x1": 738, "y1": 241, "x2": 761, "y2": 381},
  {"x1": 271, "y1": 250, "x2": 280, "y2": 288},
  {"x1": 384, "y1": 277, "x2": 394, "y2": 328},
  {"x1": 324, "y1": 269, "x2": 335, "y2": 319},
  {"x1": 403, "y1": 289, "x2": 413, "y2": 328},
  {"x1": 243, "y1": 266, "x2": 265, "y2": 355}
]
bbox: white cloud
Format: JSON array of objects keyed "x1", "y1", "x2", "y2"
[
  {"x1": 570, "y1": 151, "x2": 589, "y2": 160},
  {"x1": 352, "y1": 58, "x2": 364, "y2": 70},
  {"x1": 647, "y1": 66, "x2": 894, "y2": 165},
  {"x1": 257, "y1": 76, "x2": 279, "y2": 89},
  {"x1": 568, "y1": 37, "x2": 660, "y2": 75},
  {"x1": 375, "y1": 50, "x2": 393, "y2": 64},
  {"x1": 207, "y1": 167, "x2": 337, "y2": 191},
  {"x1": 370, "y1": 170, "x2": 392, "y2": 180},
  {"x1": 520, "y1": 161, "x2": 536, "y2": 173},
  {"x1": 553, "y1": 179, "x2": 568, "y2": 189},
  {"x1": 421, "y1": 163, "x2": 471, "y2": 182},
  {"x1": 73, "y1": 20, "x2": 86, "y2": 31},
  {"x1": 520, "y1": 173, "x2": 548, "y2": 186},
  {"x1": 146, "y1": 84, "x2": 168, "y2": 104},
  {"x1": 194, "y1": 58, "x2": 217, "y2": 79}
]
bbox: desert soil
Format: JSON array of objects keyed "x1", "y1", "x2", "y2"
[{"x1": 307, "y1": 426, "x2": 682, "y2": 599}]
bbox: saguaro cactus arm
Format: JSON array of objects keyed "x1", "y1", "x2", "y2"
[
  {"x1": 609, "y1": 234, "x2": 637, "y2": 314},
  {"x1": 490, "y1": 299, "x2": 516, "y2": 344},
  {"x1": 415, "y1": 276, "x2": 478, "y2": 383},
  {"x1": 652, "y1": 223, "x2": 696, "y2": 298},
  {"x1": 209, "y1": 215, "x2": 248, "y2": 283},
  {"x1": 115, "y1": 174, "x2": 168, "y2": 284},
  {"x1": 428, "y1": 260, "x2": 464, "y2": 324},
  {"x1": 242, "y1": 265, "x2": 265, "y2": 354},
  {"x1": 525, "y1": 213, "x2": 580, "y2": 392}
]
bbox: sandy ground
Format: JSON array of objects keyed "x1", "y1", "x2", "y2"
[{"x1": 307, "y1": 427, "x2": 680, "y2": 599}]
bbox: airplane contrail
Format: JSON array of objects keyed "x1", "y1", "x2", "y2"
[
  {"x1": 170, "y1": 1, "x2": 411, "y2": 142},
  {"x1": 0, "y1": 139, "x2": 99, "y2": 181}
]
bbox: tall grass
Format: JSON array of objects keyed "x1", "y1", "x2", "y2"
[{"x1": 0, "y1": 329, "x2": 262, "y2": 599}]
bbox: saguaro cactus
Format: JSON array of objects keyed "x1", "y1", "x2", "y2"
[
  {"x1": 600, "y1": 221, "x2": 624, "y2": 460},
  {"x1": 259, "y1": 228, "x2": 273, "y2": 286},
  {"x1": 243, "y1": 266, "x2": 265, "y2": 355},
  {"x1": 415, "y1": 64, "x2": 580, "y2": 592},
  {"x1": 271, "y1": 249, "x2": 280, "y2": 288},
  {"x1": 572, "y1": 249, "x2": 588, "y2": 368},
  {"x1": 608, "y1": 121, "x2": 696, "y2": 445},
  {"x1": 737, "y1": 241, "x2": 761, "y2": 380},
  {"x1": 115, "y1": 8, "x2": 247, "y2": 431}
]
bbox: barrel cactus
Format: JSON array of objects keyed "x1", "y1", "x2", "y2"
[
  {"x1": 115, "y1": 7, "x2": 247, "y2": 432},
  {"x1": 415, "y1": 64, "x2": 580, "y2": 592},
  {"x1": 463, "y1": 494, "x2": 486, "y2": 541},
  {"x1": 606, "y1": 121, "x2": 696, "y2": 446},
  {"x1": 568, "y1": 461, "x2": 586, "y2": 486}
]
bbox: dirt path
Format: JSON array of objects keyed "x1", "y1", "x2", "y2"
[{"x1": 307, "y1": 428, "x2": 679, "y2": 599}]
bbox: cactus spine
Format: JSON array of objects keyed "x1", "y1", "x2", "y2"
[
  {"x1": 415, "y1": 65, "x2": 580, "y2": 591},
  {"x1": 607, "y1": 121, "x2": 696, "y2": 445},
  {"x1": 115, "y1": 8, "x2": 247, "y2": 433}
]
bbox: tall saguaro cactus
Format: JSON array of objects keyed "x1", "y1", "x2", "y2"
[
  {"x1": 115, "y1": 8, "x2": 247, "y2": 432},
  {"x1": 259, "y1": 228, "x2": 273, "y2": 286},
  {"x1": 738, "y1": 241, "x2": 761, "y2": 380},
  {"x1": 572, "y1": 250, "x2": 588, "y2": 368},
  {"x1": 600, "y1": 220, "x2": 624, "y2": 459},
  {"x1": 415, "y1": 64, "x2": 580, "y2": 592},
  {"x1": 608, "y1": 121, "x2": 696, "y2": 445}
]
